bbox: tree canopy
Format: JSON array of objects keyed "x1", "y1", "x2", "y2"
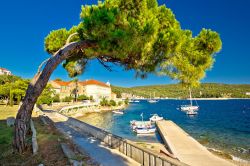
[{"x1": 45, "y1": 0, "x2": 222, "y2": 86}]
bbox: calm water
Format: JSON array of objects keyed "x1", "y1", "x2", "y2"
[{"x1": 78, "y1": 99, "x2": 250, "y2": 160}]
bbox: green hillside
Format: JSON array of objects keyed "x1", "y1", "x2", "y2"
[{"x1": 111, "y1": 83, "x2": 250, "y2": 99}]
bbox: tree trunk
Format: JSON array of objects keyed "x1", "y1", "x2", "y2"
[{"x1": 13, "y1": 40, "x2": 95, "y2": 153}]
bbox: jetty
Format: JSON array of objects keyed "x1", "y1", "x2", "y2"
[{"x1": 156, "y1": 120, "x2": 235, "y2": 166}]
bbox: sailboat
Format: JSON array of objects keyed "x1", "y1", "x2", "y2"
[
  {"x1": 181, "y1": 88, "x2": 199, "y2": 111},
  {"x1": 148, "y1": 92, "x2": 158, "y2": 103}
]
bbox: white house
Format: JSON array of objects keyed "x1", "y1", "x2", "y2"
[
  {"x1": 0, "y1": 67, "x2": 12, "y2": 75},
  {"x1": 79, "y1": 79, "x2": 112, "y2": 101},
  {"x1": 50, "y1": 79, "x2": 113, "y2": 101}
]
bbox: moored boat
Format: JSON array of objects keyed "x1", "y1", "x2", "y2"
[
  {"x1": 186, "y1": 110, "x2": 198, "y2": 115},
  {"x1": 180, "y1": 88, "x2": 199, "y2": 111},
  {"x1": 148, "y1": 92, "x2": 158, "y2": 103},
  {"x1": 181, "y1": 105, "x2": 199, "y2": 111},
  {"x1": 112, "y1": 110, "x2": 124, "y2": 114},
  {"x1": 135, "y1": 126, "x2": 156, "y2": 134},
  {"x1": 149, "y1": 114, "x2": 164, "y2": 122}
]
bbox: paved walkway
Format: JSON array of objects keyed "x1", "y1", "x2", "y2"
[
  {"x1": 156, "y1": 120, "x2": 235, "y2": 166},
  {"x1": 43, "y1": 111, "x2": 140, "y2": 166}
]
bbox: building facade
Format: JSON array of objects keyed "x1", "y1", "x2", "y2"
[
  {"x1": 0, "y1": 67, "x2": 12, "y2": 75},
  {"x1": 49, "y1": 79, "x2": 113, "y2": 101}
]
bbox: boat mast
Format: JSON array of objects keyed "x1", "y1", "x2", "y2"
[{"x1": 189, "y1": 87, "x2": 193, "y2": 106}]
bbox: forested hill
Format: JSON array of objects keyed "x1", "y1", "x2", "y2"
[{"x1": 111, "y1": 83, "x2": 250, "y2": 99}]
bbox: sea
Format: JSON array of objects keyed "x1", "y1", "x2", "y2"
[{"x1": 78, "y1": 99, "x2": 250, "y2": 161}]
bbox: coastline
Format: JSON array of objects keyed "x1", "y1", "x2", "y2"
[
  {"x1": 68, "y1": 104, "x2": 128, "y2": 118},
  {"x1": 46, "y1": 102, "x2": 250, "y2": 165}
]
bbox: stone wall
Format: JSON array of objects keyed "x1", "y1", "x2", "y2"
[{"x1": 50, "y1": 111, "x2": 187, "y2": 166}]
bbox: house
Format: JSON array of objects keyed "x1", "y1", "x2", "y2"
[
  {"x1": 0, "y1": 67, "x2": 12, "y2": 75},
  {"x1": 49, "y1": 79, "x2": 113, "y2": 101},
  {"x1": 246, "y1": 92, "x2": 250, "y2": 96},
  {"x1": 49, "y1": 80, "x2": 71, "y2": 98}
]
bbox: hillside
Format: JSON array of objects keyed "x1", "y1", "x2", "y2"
[{"x1": 111, "y1": 83, "x2": 250, "y2": 99}]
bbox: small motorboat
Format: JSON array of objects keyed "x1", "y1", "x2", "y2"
[
  {"x1": 135, "y1": 126, "x2": 156, "y2": 134},
  {"x1": 112, "y1": 110, "x2": 124, "y2": 115},
  {"x1": 134, "y1": 100, "x2": 140, "y2": 103},
  {"x1": 130, "y1": 120, "x2": 151, "y2": 130},
  {"x1": 149, "y1": 114, "x2": 164, "y2": 122}
]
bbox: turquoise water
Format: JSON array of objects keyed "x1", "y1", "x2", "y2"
[{"x1": 79, "y1": 99, "x2": 250, "y2": 160}]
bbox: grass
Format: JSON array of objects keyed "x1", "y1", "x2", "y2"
[
  {"x1": 0, "y1": 105, "x2": 94, "y2": 165},
  {"x1": 0, "y1": 117, "x2": 69, "y2": 165}
]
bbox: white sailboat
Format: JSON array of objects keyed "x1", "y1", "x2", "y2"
[
  {"x1": 148, "y1": 92, "x2": 158, "y2": 103},
  {"x1": 181, "y1": 88, "x2": 199, "y2": 112}
]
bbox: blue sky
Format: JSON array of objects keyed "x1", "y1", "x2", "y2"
[{"x1": 0, "y1": 0, "x2": 249, "y2": 87}]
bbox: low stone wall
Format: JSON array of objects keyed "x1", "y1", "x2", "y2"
[{"x1": 50, "y1": 111, "x2": 187, "y2": 166}]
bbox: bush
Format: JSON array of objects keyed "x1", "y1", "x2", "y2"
[
  {"x1": 52, "y1": 94, "x2": 60, "y2": 102},
  {"x1": 124, "y1": 98, "x2": 129, "y2": 105},
  {"x1": 62, "y1": 96, "x2": 72, "y2": 102},
  {"x1": 37, "y1": 95, "x2": 53, "y2": 105},
  {"x1": 109, "y1": 100, "x2": 116, "y2": 106},
  {"x1": 77, "y1": 95, "x2": 89, "y2": 101},
  {"x1": 100, "y1": 98, "x2": 109, "y2": 106}
]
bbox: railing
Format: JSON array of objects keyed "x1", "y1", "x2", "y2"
[{"x1": 61, "y1": 114, "x2": 188, "y2": 166}]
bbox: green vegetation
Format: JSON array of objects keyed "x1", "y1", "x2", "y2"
[
  {"x1": 100, "y1": 98, "x2": 118, "y2": 106},
  {"x1": 14, "y1": 0, "x2": 222, "y2": 153},
  {"x1": 112, "y1": 83, "x2": 250, "y2": 98},
  {"x1": 52, "y1": 94, "x2": 60, "y2": 103},
  {"x1": 109, "y1": 100, "x2": 116, "y2": 106},
  {"x1": 0, "y1": 75, "x2": 29, "y2": 105},
  {"x1": 0, "y1": 75, "x2": 57, "y2": 105},
  {"x1": 0, "y1": 118, "x2": 70, "y2": 165},
  {"x1": 77, "y1": 94, "x2": 89, "y2": 101},
  {"x1": 45, "y1": 0, "x2": 221, "y2": 87},
  {"x1": 62, "y1": 96, "x2": 73, "y2": 102}
]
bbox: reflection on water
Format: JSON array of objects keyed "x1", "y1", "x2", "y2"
[{"x1": 78, "y1": 112, "x2": 114, "y2": 130}]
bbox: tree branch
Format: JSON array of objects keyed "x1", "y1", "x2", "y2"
[
  {"x1": 97, "y1": 58, "x2": 113, "y2": 72},
  {"x1": 66, "y1": 32, "x2": 78, "y2": 44}
]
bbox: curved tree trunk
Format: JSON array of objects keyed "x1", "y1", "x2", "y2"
[{"x1": 13, "y1": 40, "x2": 95, "y2": 153}]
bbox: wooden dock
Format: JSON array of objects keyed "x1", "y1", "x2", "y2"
[{"x1": 156, "y1": 120, "x2": 235, "y2": 166}]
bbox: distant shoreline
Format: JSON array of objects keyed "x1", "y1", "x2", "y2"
[
  {"x1": 142, "y1": 98, "x2": 250, "y2": 100},
  {"x1": 188, "y1": 98, "x2": 250, "y2": 100}
]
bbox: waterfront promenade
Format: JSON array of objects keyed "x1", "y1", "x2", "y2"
[
  {"x1": 156, "y1": 120, "x2": 235, "y2": 166},
  {"x1": 43, "y1": 110, "x2": 140, "y2": 166}
]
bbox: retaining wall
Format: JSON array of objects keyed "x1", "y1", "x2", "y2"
[{"x1": 51, "y1": 111, "x2": 188, "y2": 166}]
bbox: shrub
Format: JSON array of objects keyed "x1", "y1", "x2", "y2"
[
  {"x1": 109, "y1": 100, "x2": 116, "y2": 106},
  {"x1": 62, "y1": 96, "x2": 73, "y2": 102},
  {"x1": 77, "y1": 95, "x2": 89, "y2": 101},
  {"x1": 37, "y1": 95, "x2": 53, "y2": 105},
  {"x1": 124, "y1": 98, "x2": 129, "y2": 105},
  {"x1": 52, "y1": 94, "x2": 60, "y2": 102},
  {"x1": 100, "y1": 98, "x2": 109, "y2": 106}
]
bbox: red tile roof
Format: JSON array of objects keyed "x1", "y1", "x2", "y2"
[
  {"x1": 79, "y1": 79, "x2": 110, "y2": 88},
  {"x1": 0, "y1": 67, "x2": 9, "y2": 71},
  {"x1": 53, "y1": 80, "x2": 71, "y2": 86},
  {"x1": 52, "y1": 79, "x2": 110, "y2": 88}
]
